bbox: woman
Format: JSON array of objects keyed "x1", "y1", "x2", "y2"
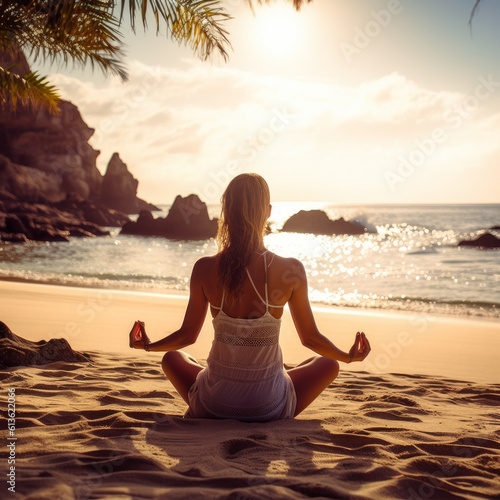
[{"x1": 131, "y1": 173, "x2": 370, "y2": 421}]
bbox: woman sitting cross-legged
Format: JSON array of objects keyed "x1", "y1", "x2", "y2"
[{"x1": 131, "y1": 173, "x2": 370, "y2": 421}]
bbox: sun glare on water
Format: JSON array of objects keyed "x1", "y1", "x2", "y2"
[{"x1": 253, "y1": 4, "x2": 303, "y2": 58}]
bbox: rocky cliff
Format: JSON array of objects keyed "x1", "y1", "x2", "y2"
[
  {"x1": 101, "y1": 153, "x2": 156, "y2": 213},
  {"x1": 0, "y1": 99, "x2": 103, "y2": 203},
  {"x1": 0, "y1": 48, "x2": 158, "y2": 242}
]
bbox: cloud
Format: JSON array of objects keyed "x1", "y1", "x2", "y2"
[{"x1": 48, "y1": 61, "x2": 500, "y2": 204}]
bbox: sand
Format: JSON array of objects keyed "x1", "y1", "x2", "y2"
[{"x1": 1, "y1": 280, "x2": 499, "y2": 499}]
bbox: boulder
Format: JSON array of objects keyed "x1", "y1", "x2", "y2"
[
  {"x1": 100, "y1": 153, "x2": 159, "y2": 213},
  {"x1": 0, "y1": 200, "x2": 126, "y2": 242},
  {"x1": 121, "y1": 194, "x2": 218, "y2": 240},
  {"x1": 458, "y1": 232, "x2": 500, "y2": 249},
  {"x1": 281, "y1": 210, "x2": 369, "y2": 235},
  {"x1": 0, "y1": 322, "x2": 90, "y2": 368},
  {"x1": 54, "y1": 199, "x2": 129, "y2": 228}
]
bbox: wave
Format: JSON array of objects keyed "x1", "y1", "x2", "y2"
[
  {"x1": 2, "y1": 270, "x2": 498, "y2": 320},
  {"x1": 406, "y1": 247, "x2": 438, "y2": 255},
  {"x1": 319, "y1": 294, "x2": 500, "y2": 320},
  {"x1": 0, "y1": 270, "x2": 184, "y2": 291},
  {"x1": 349, "y1": 214, "x2": 378, "y2": 234}
]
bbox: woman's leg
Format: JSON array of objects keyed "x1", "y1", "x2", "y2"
[
  {"x1": 286, "y1": 357, "x2": 339, "y2": 417},
  {"x1": 161, "y1": 351, "x2": 204, "y2": 404}
]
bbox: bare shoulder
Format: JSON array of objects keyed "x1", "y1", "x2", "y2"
[
  {"x1": 191, "y1": 255, "x2": 219, "y2": 281},
  {"x1": 269, "y1": 254, "x2": 307, "y2": 289},
  {"x1": 193, "y1": 255, "x2": 218, "y2": 269},
  {"x1": 271, "y1": 254, "x2": 305, "y2": 272}
]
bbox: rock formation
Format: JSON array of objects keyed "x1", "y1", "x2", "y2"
[
  {"x1": 0, "y1": 199, "x2": 127, "y2": 242},
  {"x1": 0, "y1": 321, "x2": 90, "y2": 368},
  {"x1": 0, "y1": 98, "x2": 102, "y2": 203},
  {"x1": 458, "y1": 232, "x2": 500, "y2": 249},
  {"x1": 0, "y1": 47, "x2": 158, "y2": 242},
  {"x1": 281, "y1": 210, "x2": 370, "y2": 236},
  {"x1": 121, "y1": 194, "x2": 218, "y2": 240},
  {"x1": 101, "y1": 153, "x2": 157, "y2": 213}
]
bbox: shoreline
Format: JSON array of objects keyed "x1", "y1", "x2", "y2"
[
  {"x1": 1, "y1": 279, "x2": 499, "y2": 384},
  {"x1": 1, "y1": 275, "x2": 498, "y2": 321}
]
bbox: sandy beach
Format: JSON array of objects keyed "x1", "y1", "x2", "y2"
[{"x1": 1, "y1": 280, "x2": 499, "y2": 499}]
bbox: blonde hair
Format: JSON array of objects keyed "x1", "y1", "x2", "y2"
[{"x1": 217, "y1": 173, "x2": 270, "y2": 298}]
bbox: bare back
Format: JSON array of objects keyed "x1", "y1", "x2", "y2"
[{"x1": 197, "y1": 252, "x2": 303, "y2": 320}]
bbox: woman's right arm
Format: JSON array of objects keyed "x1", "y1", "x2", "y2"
[
  {"x1": 134, "y1": 258, "x2": 209, "y2": 352},
  {"x1": 287, "y1": 259, "x2": 370, "y2": 363}
]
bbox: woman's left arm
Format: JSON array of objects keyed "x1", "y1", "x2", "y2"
[{"x1": 144, "y1": 259, "x2": 209, "y2": 352}]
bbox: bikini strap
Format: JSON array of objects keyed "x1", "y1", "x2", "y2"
[
  {"x1": 220, "y1": 288, "x2": 225, "y2": 311},
  {"x1": 211, "y1": 288, "x2": 225, "y2": 312},
  {"x1": 263, "y1": 252, "x2": 269, "y2": 312},
  {"x1": 245, "y1": 251, "x2": 271, "y2": 312},
  {"x1": 262, "y1": 252, "x2": 284, "y2": 309}
]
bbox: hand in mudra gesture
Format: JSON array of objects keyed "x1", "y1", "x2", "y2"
[
  {"x1": 349, "y1": 332, "x2": 371, "y2": 362},
  {"x1": 129, "y1": 320, "x2": 151, "y2": 350}
]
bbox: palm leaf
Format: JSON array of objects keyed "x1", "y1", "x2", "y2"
[
  {"x1": 468, "y1": 0, "x2": 481, "y2": 34},
  {"x1": 0, "y1": 66, "x2": 60, "y2": 113},
  {"x1": 245, "y1": 0, "x2": 312, "y2": 12},
  {"x1": 120, "y1": 0, "x2": 232, "y2": 60},
  {"x1": 171, "y1": 0, "x2": 231, "y2": 61},
  {"x1": 9, "y1": 0, "x2": 129, "y2": 81}
]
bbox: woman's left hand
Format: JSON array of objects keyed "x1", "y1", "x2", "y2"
[{"x1": 348, "y1": 332, "x2": 371, "y2": 362}]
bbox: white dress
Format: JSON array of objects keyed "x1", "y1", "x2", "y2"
[{"x1": 186, "y1": 253, "x2": 297, "y2": 421}]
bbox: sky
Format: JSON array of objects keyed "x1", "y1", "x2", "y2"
[{"x1": 36, "y1": 0, "x2": 500, "y2": 205}]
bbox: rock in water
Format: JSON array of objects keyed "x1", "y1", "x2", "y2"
[
  {"x1": 458, "y1": 232, "x2": 500, "y2": 249},
  {"x1": 281, "y1": 210, "x2": 369, "y2": 235},
  {"x1": 0, "y1": 200, "x2": 121, "y2": 242},
  {"x1": 0, "y1": 322, "x2": 90, "y2": 368},
  {"x1": 121, "y1": 194, "x2": 218, "y2": 240}
]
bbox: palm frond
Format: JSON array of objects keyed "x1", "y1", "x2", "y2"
[
  {"x1": 120, "y1": 0, "x2": 232, "y2": 60},
  {"x1": 2, "y1": 0, "x2": 128, "y2": 81},
  {"x1": 468, "y1": 0, "x2": 481, "y2": 34},
  {"x1": 172, "y1": 0, "x2": 231, "y2": 61},
  {"x1": 0, "y1": 66, "x2": 60, "y2": 113},
  {"x1": 245, "y1": 0, "x2": 312, "y2": 12},
  {"x1": 0, "y1": 3, "x2": 25, "y2": 52}
]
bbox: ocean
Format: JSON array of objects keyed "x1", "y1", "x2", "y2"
[{"x1": 1, "y1": 203, "x2": 499, "y2": 320}]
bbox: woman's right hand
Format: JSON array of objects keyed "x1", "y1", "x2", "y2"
[
  {"x1": 129, "y1": 321, "x2": 151, "y2": 350},
  {"x1": 348, "y1": 332, "x2": 371, "y2": 362}
]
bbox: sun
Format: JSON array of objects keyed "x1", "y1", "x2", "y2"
[{"x1": 253, "y1": 4, "x2": 302, "y2": 59}]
